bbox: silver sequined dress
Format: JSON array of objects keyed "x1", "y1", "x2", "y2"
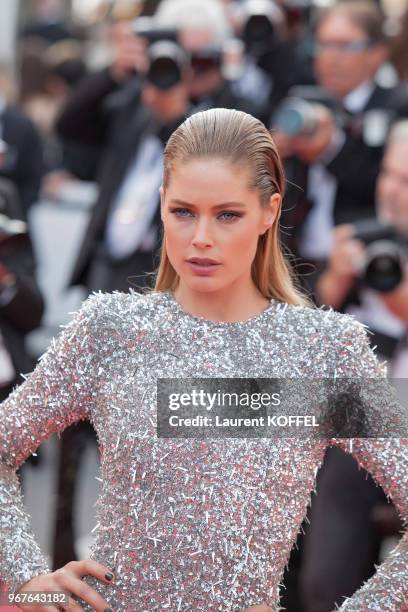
[{"x1": 1, "y1": 289, "x2": 407, "y2": 611}]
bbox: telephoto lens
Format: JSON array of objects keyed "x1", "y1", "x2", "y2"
[
  {"x1": 352, "y1": 218, "x2": 407, "y2": 293},
  {"x1": 146, "y1": 40, "x2": 189, "y2": 90},
  {"x1": 273, "y1": 97, "x2": 319, "y2": 136}
]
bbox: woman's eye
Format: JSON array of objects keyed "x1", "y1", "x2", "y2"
[
  {"x1": 170, "y1": 207, "x2": 194, "y2": 218},
  {"x1": 169, "y1": 208, "x2": 242, "y2": 221},
  {"x1": 218, "y1": 211, "x2": 241, "y2": 221}
]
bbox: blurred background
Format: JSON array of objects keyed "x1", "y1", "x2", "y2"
[{"x1": 0, "y1": 1, "x2": 407, "y2": 610}]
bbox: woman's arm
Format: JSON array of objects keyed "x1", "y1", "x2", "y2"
[
  {"x1": 328, "y1": 438, "x2": 408, "y2": 611},
  {"x1": 327, "y1": 316, "x2": 408, "y2": 610},
  {"x1": 0, "y1": 293, "x2": 102, "y2": 594}
]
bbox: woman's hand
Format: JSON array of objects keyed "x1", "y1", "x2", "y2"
[{"x1": 14, "y1": 560, "x2": 115, "y2": 611}]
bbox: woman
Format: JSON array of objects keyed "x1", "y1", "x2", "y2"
[{"x1": 0, "y1": 108, "x2": 407, "y2": 611}]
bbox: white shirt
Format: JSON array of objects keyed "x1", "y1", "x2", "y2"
[
  {"x1": 105, "y1": 134, "x2": 164, "y2": 260},
  {"x1": 298, "y1": 80, "x2": 375, "y2": 260}
]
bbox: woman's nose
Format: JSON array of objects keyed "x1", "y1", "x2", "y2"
[{"x1": 191, "y1": 218, "x2": 214, "y2": 248}]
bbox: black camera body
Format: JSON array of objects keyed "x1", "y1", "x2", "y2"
[
  {"x1": 133, "y1": 17, "x2": 188, "y2": 90},
  {"x1": 241, "y1": 0, "x2": 284, "y2": 58},
  {"x1": 353, "y1": 218, "x2": 407, "y2": 293},
  {"x1": 133, "y1": 16, "x2": 178, "y2": 45}
]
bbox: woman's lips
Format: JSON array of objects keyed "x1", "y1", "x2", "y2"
[{"x1": 186, "y1": 261, "x2": 222, "y2": 275}]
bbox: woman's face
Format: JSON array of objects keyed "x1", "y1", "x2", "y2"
[{"x1": 160, "y1": 157, "x2": 280, "y2": 294}]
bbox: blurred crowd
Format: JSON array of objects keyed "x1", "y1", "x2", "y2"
[{"x1": 0, "y1": 0, "x2": 407, "y2": 611}]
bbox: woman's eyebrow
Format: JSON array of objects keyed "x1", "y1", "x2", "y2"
[{"x1": 170, "y1": 199, "x2": 247, "y2": 209}]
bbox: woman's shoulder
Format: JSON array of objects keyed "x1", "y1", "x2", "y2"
[
  {"x1": 281, "y1": 301, "x2": 368, "y2": 339},
  {"x1": 281, "y1": 302, "x2": 386, "y2": 376},
  {"x1": 80, "y1": 289, "x2": 167, "y2": 323}
]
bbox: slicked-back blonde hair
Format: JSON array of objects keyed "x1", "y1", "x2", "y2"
[{"x1": 151, "y1": 108, "x2": 312, "y2": 307}]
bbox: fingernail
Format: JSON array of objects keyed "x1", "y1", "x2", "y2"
[
  {"x1": 104, "y1": 608, "x2": 114, "y2": 612},
  {"x1": 105, "y1": 572, "x2": 114, "y2": 581}
]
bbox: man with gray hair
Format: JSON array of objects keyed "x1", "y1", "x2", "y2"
[
  {"x1": 154, "y1": 0, "x2": 268, "y2": 118},
  {"x1": 299, "y1": 118, "x2": 408, "y2": 611},
  {"x1": 316, "y1": 118, "x2": 408, "y2": 370}
]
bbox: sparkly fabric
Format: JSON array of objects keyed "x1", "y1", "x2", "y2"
[{"x1": 0, "y1": 289, "x2": 407, "y2": 611}]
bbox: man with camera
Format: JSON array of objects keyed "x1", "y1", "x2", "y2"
[
  {"x1": 0, "y1": 84, "x2": 43, "y2": 219},
  {"x1": 56, "y1": 20, "x2": 194, "y2": 294},
  {"x1": 297, "y1": 120, "x2": 408, "y2": 612},
  {"x1": 0, "y1": 215, "x2": 44, "y2": 403},
  {"x1": 316, "y1": 119, "x2": 408, "y2": 370},
  {"x1": 273, "y1": 0, "x2": 408, "y2": 289},
  {"x1": 154, "y1": 0, "x2": 266, "y2": 118}
]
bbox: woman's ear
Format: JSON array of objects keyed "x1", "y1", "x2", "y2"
[{"x1": 260, "y1": 193, "x2": 281, "y2": 235}]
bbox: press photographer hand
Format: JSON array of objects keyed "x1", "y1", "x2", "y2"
[
  {"x1": 316, "y1": 224, "x2": 366, "y2": 308},
  {"x1": 110, "y1": 21, "x2": 149, "y2": 82},
  {"x1": 288, "y1": 104, "x2": 337, "y2": 163},
  {"x1": 0, "y1": 262, "x2": 15, "y2": 287},
  {"x1": 14, "y1": 560, "x2": 115, "y2": 611},
  {"x1": 0, "y1": 261, "x2": 10, "y2": 281},
  {"x1": 326, "y1": 224, "x2": 366, "y2": 279}
]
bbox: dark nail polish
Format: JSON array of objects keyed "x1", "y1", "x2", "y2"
[
  {"x1": 104, "y1": 608, "x2": 114, "y2": 612},
  {"x1": 105, "y1": 572, "x2": 114, "y2": 581}
]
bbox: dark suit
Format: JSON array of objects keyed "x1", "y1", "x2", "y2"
[
  {"x1": 56, "y1": 68, "x2": 194, "y2": 293},
  {"x1": 190, "y1": 77, "x2": 267, "y2": 121},
  {"x1": 0, "y1": 107, "x2": 43, "y2": 217},
  {"x1": 284, "y1": 83, "x2": 408, "y2": 612},
  {"x1": 281, "y1": 82, "x2": 408, "y2": 296},
  {"x1": 0, "y1": 245, "x2": 44, "y2": 399},
  {"x1": 0, "y1": 177, "x2": 44, "y2": 393}
]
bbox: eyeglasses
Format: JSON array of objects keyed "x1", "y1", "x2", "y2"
[{"x1": 314, "y1": 39, "x2": 376, "y2": 54}]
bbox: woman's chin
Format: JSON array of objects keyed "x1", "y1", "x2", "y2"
[{"x1": 181, "y1": 276, "x2": 223, "y2": 294}]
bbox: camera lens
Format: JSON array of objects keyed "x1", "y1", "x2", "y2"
[
  {"x1": 145, "y1": 41, "x2": 188, "y2": 90},
  {"x1": 147, "y1": 56, "x2": 181, "y2": 89},
  {"x1": 363, "y1": 241, "x2": 404, "y2": 292}
]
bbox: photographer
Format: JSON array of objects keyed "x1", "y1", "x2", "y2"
[
  {"x1": 0, "y1": 208, "x2": 44, "y2": 403},
  {"x1": 154, "y1": 0, "x2": 266, "y2": 118},
  {"x1": 0, "y1": 67, "x2": 43, "y2": 218},
  {"x1": 297, "y1": 120, "x2": 408, "y2": 612},
  {"x1": 316, "y1": 119, "x2": 408, "y2": 371},
  {"x1": 235, "y1": 0, "x2": 315, "y2": 113},
  {"x1": 56, "y1": 21, "x2": 193, "y2": 294},
  {"x1": 273, "y1": 0, "x2": 408, "y2": 285}
]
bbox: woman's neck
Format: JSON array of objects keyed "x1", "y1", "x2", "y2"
[{"x1": 173, "y1": 281, "x2": 270, "y2": 324}]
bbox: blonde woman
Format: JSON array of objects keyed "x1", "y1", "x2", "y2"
[{"x1": 0, "y1": 108, "x2": 407, "y2": 611}]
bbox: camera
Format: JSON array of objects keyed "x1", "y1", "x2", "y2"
[
  {"x1": 190, "y1": 47, "x2": 222, "y2": 75},
  {"x1": 132, "y1": 17, "x2": 189, "y2": 90},
  {"x1": 133, "y1": 16, "x2": 178, "y2": 46},
  {"x1": 146, "y1": 40, "x2": 189, "y2": 90},
  {"x1": 241, "y1": 0, "x2": 284, "y2": 58},
  {"x1": 352, "y1": 218, "x2": 407, "y2": 293},
  {"x1": 272, "y1": 85, "x2": 343, "y2": 136}
]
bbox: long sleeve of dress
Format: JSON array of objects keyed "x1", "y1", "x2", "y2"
[
  {"x1": 328, "y1": 318, "x2": 408, "y2": 611},
  {"x1": 0, "y1": 293, "x2": 101, "y2": 594}
]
